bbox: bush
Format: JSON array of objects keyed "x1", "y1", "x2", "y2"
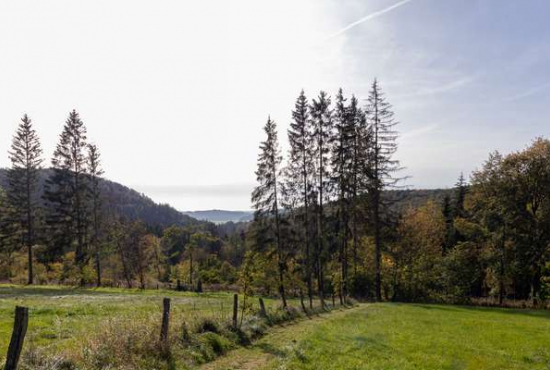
[{"x1": 195, "y1": 317, "x2": 221, "y2": 334}]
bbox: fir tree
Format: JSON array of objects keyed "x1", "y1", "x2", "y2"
[
  {"x1": 454, "y1": 172, "x2": 468, "y2": 218},
  {"x1": 251, "y1": 117, "x2": 287, "y2": 307},
  {"x1": 0, "y1": 188, "x2": 21, "y2": 280},
  {"x1": 330, "y1": 88, "x2": 354, "y2": 301},
  {"x1": 441, "y1": 194, "x2": 455, "y2": 253},
  {"x1": 88, "y1": 143, "x2": 104, "y2": 287},
  {"x1": 310, "y1": 91, "x2": 333, "y2": 306},
  {"x1": 285, "y1": 90, "x2": 315, "y2": 308},
  {"x1": 365, "y1": 79, "x2": 401, "y2": 301},
  {"x1": 6, "y1": 114, "x2": 43, "y2": 284},
  {"x1": 44, "y1": 110, "x2": 89, "y2": 279},
  {"x1": 349, "y1": 97, "x2": 371, "y2": 275}
]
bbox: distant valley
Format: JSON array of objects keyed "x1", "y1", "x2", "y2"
[{"x1": 182, "y1": 210, "x2": 254, "y2": 224}]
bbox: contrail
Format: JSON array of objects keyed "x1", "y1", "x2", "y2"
[
  {"x1": 504, "y1": 82, "x2": 550, "y2": 102},
  {"x1": 327, "y1": 0, "x2": 415, "y2": 39}
]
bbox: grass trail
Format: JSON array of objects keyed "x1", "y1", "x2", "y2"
[{"x1": 203, "y1": 303, "x2": 550, "y2": 370}]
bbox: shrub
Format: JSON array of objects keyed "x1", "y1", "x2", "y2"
[{"x1": 195, "y1": 317, "x2": 221, "y2": 334}]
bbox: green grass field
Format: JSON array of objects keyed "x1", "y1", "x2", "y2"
[
  {"x1": 0, "y1": 284, "x2": 284, "y2": 365},
  {"x1": 2, "y1": 285, "x2": 550, "y2": 369},
  {"x1": 206, "y1": 303, "x2": 550, "y2": 370}
]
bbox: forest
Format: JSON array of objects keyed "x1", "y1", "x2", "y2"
[{"x1": 1, "y1": 79, "x2": 550, "y2": 310}]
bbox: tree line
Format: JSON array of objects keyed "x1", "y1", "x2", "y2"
[
  {"x1": 1, "y1": 86, "x2": 549, "y2": 308},
  {"x1": 251, "y1": 80, "x2": 550, "y2": 308},
  {"x1": 0, "y1": 111, "x2": 244, "y2": 289},
  {"x1": 251, "y1": 80, "x2": 401, "y2": 306}
]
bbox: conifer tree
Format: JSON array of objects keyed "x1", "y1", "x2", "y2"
[
  {"x1": 441, "y1": 194, "x2": 455, "y2": 253},
  {"x1": 310, "y1": 91, "x2": 333, "y2": 306},
  {"x1": 0, "y1": 188, "x2": 21, "y2": 280},
  {"x1": 6, "y1": 114, "x2": 43, "y2": 284},
  {"x1": 331, "y1": 88, "x2": 354, "y2": 301},
  {"x1": 88, "y1": 143, "x2": 104, "y2": 287},
  {"x1": 251, "y1": 117, "x2": 287, "y2": 307},
  {"x1": 365, "y1": 79, "x2": 401, "y2": 301},
  {"x1": 454, "y1": 172, "x2": 468, "y2": 218},
  {"x1": 349, "y1": 97, "x2": 370, "y2": 275},
  {"x1": 285, "y1": 90, "x2": 315, "y2": 307},
  {"x1": 44, "y1": 110, "x2": 89, "y2": 279}
]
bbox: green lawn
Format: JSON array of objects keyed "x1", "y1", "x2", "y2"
[{"x1": 206, "y1": 303, "x2": 550, "y2": 370}]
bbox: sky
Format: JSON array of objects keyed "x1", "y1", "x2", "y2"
[{"x1": 0, "y1": 0, "x2": 549, "y2": 211}]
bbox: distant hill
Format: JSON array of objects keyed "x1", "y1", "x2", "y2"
[
  {"x1": 182, "y1": 210, "x2": 254, "y2": 224},
  {"x1": 386, "y1": 188, "x2": 454, "y2": 212},
  {"x1": 0, "y1": 168, "x2": 455, "y2": 228},
  {"x1": 0, "y1": 168, "x2": 205, "y2": 229}
]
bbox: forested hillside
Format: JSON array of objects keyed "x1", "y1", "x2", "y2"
[{"x1": 0, "y1": 168, "x2": 203, "y2": 229}]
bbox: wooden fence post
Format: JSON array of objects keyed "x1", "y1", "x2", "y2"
[
  {"x1": 160, "y1": 298, "x2": 171, "y2": 343},
  {"x1": 232, "y1": 294, "x2": 238, "y2": 328},
  {"x1": 299, "y1": 292, "x2": 308, "y2": 315},
  {"x1": 259, "y1": 298, "x2": 267, "y2": 318},
  {"x1": 5, "y1": 306, "x2": 29, "y2": 370}
]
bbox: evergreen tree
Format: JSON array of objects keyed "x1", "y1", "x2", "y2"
[
  {"x1": 88, "y1": 144, "x2": 104, "y2": 287},
  {"x1": 44, "y1": 110, "x2": 89, "y2": 279},
  {"x1": 285, "y1": 90, "x2": 315, "y2": 308},
  {"x1": 310, "y1": 91, "x2": 333, "y2": 306},
  {"x1": 365, "y1": 79, "x2": 401, "y2": 301},
  {"x1": 441, "y1": 194, "x2": 455, "y2": 253},
  {"x1": 0, "y1": 188, "x2": 21, "y2": 281},
  {"x1": 6, "y1": 114, "x2": 43, "y2": 284},
  {"x1": 454, "y1": 172, "x2": 468, "y2": 218},
  {"x1": 251, "y1": 117, "x2": 287, "y2": 307},
  {"x1": 330, "y1": 88, "x2": 354, "y2": 301},
  {"x1": 349, "y1": 97, "x2": 371, "y2": 275}
]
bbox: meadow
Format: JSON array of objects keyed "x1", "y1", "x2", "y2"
[
  {"x1": 2, "y1": 285, "x2": 550, "y2": 369},
  {"x1": 207, "y1": 303, "x2": 550, "y2": 370},
  {"x1": 0, "y1": 284, "x2": 294, "y2": 369}
]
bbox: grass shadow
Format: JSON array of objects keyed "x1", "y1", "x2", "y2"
[{"x1": 410, "y1": 303, "x2": 550, "y2": 319}]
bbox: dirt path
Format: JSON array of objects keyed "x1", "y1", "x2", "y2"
[{"x1": 200, "y1": 305, "x2": 366, "y2": 370}]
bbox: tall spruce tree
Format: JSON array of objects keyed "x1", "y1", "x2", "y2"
[
  {"x1": 330, "y1": 88, "x2": 354, "y2": 301},
  {"x1": 251, "y1": 117, "x2": 287, "y2": 307},
  {"x1": 365, "y1": 79, "x2": 401, "y2": 301},
  {"x1": 0, "y1": 188, "x2": 21, "y2": 281},
  {"x1": 44, "y1": 110, "x2": 89, "y2": 280},
  {"x1": 454, "y1": 172, "x2": 468, "y2": 218},
  {"x1": 310, "y1": 91, "x2": 333, "y2": 307},
  {"x1": 6, "y1": 114, "x2": 43, "y2": 284},
  {"x1": 285, "y1": 90, "x2": 315, "y2": 308},
  {"x1": 87, "y1": 144, "x2": 104, "y2": 287},
  {"x1": 349, "y1": 97, "x2": 370, "y2": 276}
]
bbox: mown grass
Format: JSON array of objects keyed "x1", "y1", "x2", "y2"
[
  {"x1": 0, "y1": 284, "x2": 299, "y2": 368},
  {"x1": 210, "y1": 303, "x2": 550, "y2": 370}
]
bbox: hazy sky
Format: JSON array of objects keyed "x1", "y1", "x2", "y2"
[{"x1": 0, "y1": 0, "x2": 548, "y2": 211}]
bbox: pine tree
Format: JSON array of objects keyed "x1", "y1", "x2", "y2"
[
  {"x1": 310, "y1": 91, "x2": 333, "y2": 307},
  {"x1": 330, "y1": 88, "x2": 354, "y2": 301},
  {"x1": 87, "y1": 144, "x2": 104, "y2": 287},
  {"x1": 441, "y1": 194, "x2": 455, "y2": 253},
  {"x1": 0, "y1": 188, "x2": 21, "y2": 280},
  {"x1": 349, "y1": 97, "x2": 371, "y2": 276},
  {"x1": 285, "y1": 90, "x2": 315, "y2": 308},
  {"x1": 44, "y1": 110, "x2": 89, "y2": 280},
  {"x1": 6, "y1": 114, "x2": 43, "y2": 284},
  {"x1": 454, "y1": 172, "x2": 468, "y2": 218},
  {"x1": 365, "y1": 79, "x2": 401, "y2": 301},
  {"x1": 251, "y1": 117, "x2": 287, "y2": 307}
]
